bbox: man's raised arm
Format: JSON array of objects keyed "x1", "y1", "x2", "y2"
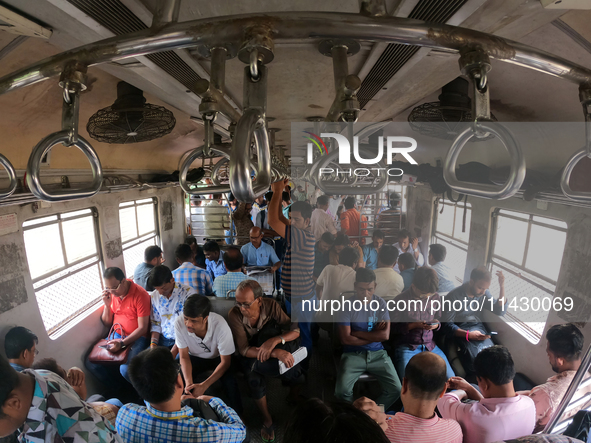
[{"x1": 268, "y1": 179, "x2": 290, "y2": 238}]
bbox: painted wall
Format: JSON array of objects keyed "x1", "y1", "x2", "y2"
[{"x1": 0, "y1": 185, "x2": 186, "y2": 390}]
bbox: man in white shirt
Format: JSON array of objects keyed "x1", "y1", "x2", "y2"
[
  {"x1": 393, "y1": 229, "x2": 424, "y2": 272},
  {"x1": 373, "y1": 245, "x2": 404, "y2": 301},
  {"x1": 175, "y1": 294, "x2": 242, "y2": 413},
  {"x1": 316, "y1": 247, "x2": 359, "y2": 302},
  {"x1": 327, "y1": 194, "x2": 342, "y2": 220},
  {"x1": 428, "y1": 244, "x2": 457, "y2": 293},
  {"x1": 310, "y1": 195, "x2": 337, "y2": 241}
]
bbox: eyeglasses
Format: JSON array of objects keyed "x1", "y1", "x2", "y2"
[
  {"x1": 105, "y1": 280, "x2": 124, "y2": 292},
  {"x1": 34, "y1": 349, "x2": 39, "y2": 356},
  {"x1": 235, "y1": 299, "x2": 258, "y2": 309},
  {"x1": 198, "y1": 342, "x2": 211, "y2": 353}
]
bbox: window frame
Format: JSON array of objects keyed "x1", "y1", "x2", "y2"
[
  {"x1": 23, "y1": 208, "x2": 104, "y2": 336},
  {"x1": 119, "y1": 198, "x2": 161, "y2": 274}
]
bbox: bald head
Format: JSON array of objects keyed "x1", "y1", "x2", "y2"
[
  {"x1": 249, "y1": 226, "x2": 263, "y2": 248},
  {"x1": 405, "y1": 352, "x2": 448, "y2": 401}
]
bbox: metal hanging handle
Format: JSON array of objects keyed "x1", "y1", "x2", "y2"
[
  {"x1": 443, "y1": 123, "x2": 526, "y2": 200},
  {"x1": 0, "y1": 154, "x2": 18, "y2": 199},
  {"x1": 179, "y1": 146, "x2": 231, "y2": 195}
]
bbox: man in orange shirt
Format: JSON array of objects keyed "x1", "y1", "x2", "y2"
[{"x1": 340, "y1": 197, "x2": 368, "y2": 245}]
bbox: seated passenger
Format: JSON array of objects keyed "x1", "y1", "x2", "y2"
[
  {"x1": 0, "y1": 354, "x2": 121, "y2": 443},
  {"x1": 393, "y1": 230, "x2": 424, "y2": 272},
  {"x1": 329, "y1": 233, "x2": 363, "y2": 268},
  {"x1": 373, "y1": 245, "x2": 404, "y2": 300},
  {"x1": 335, "y1": 268, "x2": 401, "y2": 410},
  {"x1": 284, "y1": 398, "x2": 390, "y2": 443},
  {"x1": 176, "y1": 294, "x2": 242, "y2": 412},
  {"x1": 519, "y1": 323, "x2": 588, "y2": 432},
  {"x1": 4, "y1": 326, "x2": 38, "y2": 372},
  {"x1": 398, "y1": 252, "x2": 416, "y2": 291},
  {"x1": 438, "y1": 346, "x2": 536, "y2": 443},
  {"x1": 172, "y1": 243, "x2": 213, "y2": 294},
  {"x1": 203, "y1": 241, "x2": 227, "y2": 280},
  {"x1": 428, "y1": 244, "x2": 456, "y2": 293},
  {"x1": 227, "y1": 280, "x2": 304, "y2": 442},
  {"x1": 354, "y1": 352, "x2": 462, "y2": 443},
  {"x1": 310, "y1": 195, "x2": 337, "y2": 242},
  {"x1": 441, "y1": 267, "x2": 506, "y2": 379},
  {"x1": 316, "y1": 247, "x2": 358, "y2": 302},
  {"x1": 240, "y1": 226, "x2": 281, "y2": 271},
  {"x1": 390, "y1": 267, "x2": 455, "y2": 379},
  {"x1": 147, "y1": 265, "x2": 192, "y2": 350},
  {"x1": 361, "y1": 229, "x2": 385, "y2": 270},
  {"x1": 85, "y1": 267, "x2": 150, "y2": 391},
  {"x1": 133, "y1": 245, "x2": 163, "y2": 291},
  {"x1": 313, "y1": 231, "x2": 334, "y2": 282},
  {"x1": 212, "y1": 247, "x2": 248, "y2": 298},
  {"x1": 116, "y1": 347, "x2": 246, "y2": 443},
  {"x1": 185, "y1": 236, "x2": 206, "y2": 270}
]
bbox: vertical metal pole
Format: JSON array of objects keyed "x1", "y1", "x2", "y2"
[
  {"x1": 151, "y1": 0, "x2": 180, "y2": 28},
  {"x1": 210, "y1": 47, "x2": 227, "y2": 92},
  {"x1": 331, "y1": 45, "x2": 349, "y2": 96}
]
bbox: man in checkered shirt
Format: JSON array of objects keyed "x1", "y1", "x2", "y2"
[
  {"x1": 116, "y1": 347, "x2": 246, "y2": 443},
  {"x1": 172, "y1": 244, "x2": 213, "y2": 295},
  {"x1": 212, "y1": 247, "x2": 247, "y2": 298}
]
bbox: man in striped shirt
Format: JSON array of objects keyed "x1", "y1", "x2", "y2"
[
  {"x1": 172, "y1": 244, "x2": 213, "y2": 295},
  {"x1": 268, "y1": 178, "x2": 316, "y2": 355},
  {"x1": 354, "y1": 352, "x2": 462, "y2": 443}
]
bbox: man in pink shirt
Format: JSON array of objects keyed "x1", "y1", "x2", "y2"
[
  {"x1": 355, "y1": 352, "x2": 462, "y2": 443},
  {"x1": 519, "y1": 323, "x2": 588, "y2": 432},
  {"x1": 438, "y1": 345, "x2": 535, "y2": 443}
]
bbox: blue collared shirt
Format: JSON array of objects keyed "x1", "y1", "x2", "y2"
[
  {"x1": 172, "y1": 262, "x2": 213, "y2": 295},
  {"x1": 116, "y1": 398, "x2": 246, "y2": 443},
  {"x1": 240, "y1": 242, "x2": 280, "y2": 267},
  {"x1": 9, "y1": 362, "x2": 25, "y2": 372},
  {"x1": 205, "y1": 251, "x2": 227, "y2": 280},
  {"x1": 431, "y1": 261, "x2": 457, "y2": 293},
  {"x1": 362, "y1": 243, "x2": 380, "y2": 270}
]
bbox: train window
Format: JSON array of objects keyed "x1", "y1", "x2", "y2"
[
  {"x1": 432, "y1": 200, "x2": 472, "y2": 285},
  {"x1": 22, "y1": 208, "x2": 103, "y2": 336},
  {"x1": 119, "y1": 198, "x2": 159, "y2": 275},
  {"x1": 488, "y1": 209, "x2": 567, "y2": 344}
]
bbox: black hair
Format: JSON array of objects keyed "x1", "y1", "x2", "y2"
[
  {"x1": 546, "y1": 323, "x2": 584, "y2": 362},
  {"x1": 389, "y1": 192, "x2": 401, "y2": 207},
  {"x1": 128, "y1": 347, "x2": 179, "y2": 404},
  {"x1": 175, "y1": 243, "x2": 193, "y2": 262},
  {"x1": 184, "y1": 236, "x2": 197, "y2": 246},
  {"x1": 412, "y1": 267, "x2": 439, "y2": 294},
  {"x1": 344, "y1": 197, "x2": 356, "y2": 210},
  {"x1": 334, "y1": 233, "x2": 350, "y2": 247},
  {"x1": 372, "y1": 229, "x2": 385, "y2": 240},
  {"x1": 470, "y1": 266, "x2": 492, "y2": 282},
  {"x1": 227, "y1": 193, "x2": 235, "y2": 202},
  {"x1": 0, "y1": 354, "x2": 19, "y2": 419},
  {"x1": 398, "y1": 229, "x2": 411, "y2": 240},
  {"x1": 474, "y1": 345, "x2": 515, "y2": 386},
  {"x1": 316, "y1": 195, "x2": 329, "y2": 206},
  {"x1": 405, "y1": 352, "x2": 448, "y2": 401},
  {"x1": 282, "y1": 191, "x2": 291, "y2": 203},
  {"x1": 355, "y1": 267, "x2": 376, "y2": 284},
  {"x1": 398, "y1": 252, "x2": 416, "y2": 270},
  {"x1": 183, "y1": 294, "x2": 211, "y2": 319},
  {"x1": 429, "y1": 244, "x2": 447, "y2": 263},
  {"x1": 4, "y1": 326, "x2": 38, "y2": 359},
  {"x1": 320, "y1": 232, "x2": 336, "y2": 245},
  {"x1": 284, "y1": 398, "x2": 390, "y2": 443},
  {"x1": 144, "y1": 245, "x2": 163, "y2": 262},
  {"x1": 339, "y1": 247, "x2": 359, "y2": 267},
  {"x1": 265, "y1": 191, "x2": 274, "y2": 202},
  {"x1": 378, "y1": 245, "x2": 399, "y2": 267},
  {"x1": 291, "y1": 201, "x2": 313, "y2": 220},
  {"x1": 213, "y1": 193, "x2": 223, "y2": 200},
  {"x1": 32, "y1": 358, "x2": 67, "y2": 380},
  {"x1": 148, "y1": 265, "x2": 173, "y2": 288},
  {"x1": 203, "y1": 240, "x2": 220, "y2": 253},
  {"x1": 223, "y1": 247, "x2": 243, "y2": 272},
  {"x1": 103, "y1": 267, "x2": 125, "y2": 281}
]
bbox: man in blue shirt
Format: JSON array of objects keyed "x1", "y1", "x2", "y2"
[
  {"x1": 203, "y1": 241, "x2": 227, "y2": 281},
  {"x1": 398, "y1": 252, "x2": 416, "y2": 292},
  {"x1": 335, "y1": 268, "x2": 401, "y2": 410},
  {"x1": 428, "y1": 244, "x2": 457, "y2": 293},
  {"x1": 117, "y1": 347, "x2": 246, "y2": 443},
  {"x1": 241, "y1": 227, "x2": 281, "y2": 272},
  {"x1": 133, "y1": 245, "x2": 163, "y2": 291},
  {"x1": 361, "y1": 229, "x2": 385, "y2": 270}
]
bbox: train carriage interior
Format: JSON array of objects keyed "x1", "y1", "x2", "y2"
[{"x1": 2, "y1": 0, "x2": 591, "y2": 442}]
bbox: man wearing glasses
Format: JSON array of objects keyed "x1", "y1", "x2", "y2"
[
  {"x1": 241, "y1": 226, "x2": 281, "y2": 271},
  {"x1": 175, "y1": 295, "x2": 242, "y2": 413},
  {"x1": 85, "y1": 267, "x2": 150, "y2": 395}
]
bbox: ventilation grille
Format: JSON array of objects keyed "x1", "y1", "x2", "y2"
[
  {"x1": 357, "y1": 0, "x2": 468, "y2": 109},
  {"x1": 66, "y1": 0, "x2": 202, "y2": 92}
]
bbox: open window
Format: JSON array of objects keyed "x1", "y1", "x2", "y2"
[
  {"x1": 23, "y1": 208, "x2": 103, "y2": 336},
  {"x1": 119, "y1": 198, "x2": 159, "y2": 276},
  {"x1": 432, "y1": 200, "x2": 472, "y2": 285},
  {"x1": 488, "y1": 209, "x2": 567, "y2": 344}
]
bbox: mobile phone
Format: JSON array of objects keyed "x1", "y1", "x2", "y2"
[
  {"x1": 98, "y1": 344, "x2": 110, "y2": 349},
  {"x1": 489, "y1": 331, "x2": 498, "y2": 335},
  {"x1": 426, "y1": 321, "x2": 438, "y2": 326}
]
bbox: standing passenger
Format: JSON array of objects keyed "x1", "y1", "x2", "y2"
[
  {"x1": 339, "y1": 197, "x2": 368, "y2": 245},
  {"x1": 232, "y1": 202, "x2": 254, "y2": 246},
  {"x1": 310, "y1": 195, "x2": 337, "y2": 242}
]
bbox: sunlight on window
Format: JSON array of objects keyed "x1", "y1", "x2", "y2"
[
  {"x1": 23, "y1": 224, "x2": 65, "y2": 279},
  {"x1": 120, "y1": 199, "x2": 159, "y2": 275},
  {"x1": 526, "y1": 225, "x2": 566, "y2": 282},
  {"x1": 494, "y1": 216, "x2": 528, "y2": 265}
]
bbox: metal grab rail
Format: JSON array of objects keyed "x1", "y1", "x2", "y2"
[
  {"x1": 1, "y1": 13, "x2": 591, "y2": 97},
  {"x1": 443, "y1": 123, "x2": 526, "y2": 200},
  {"x1": 179, "y1": 145, "x2": 231, "y2": 195},
  {"x1": 0, "y1": 154, "x2": 18, "y2": 199},
  {"x1": 229, "y1": 109, "x2": 272, "y2": 202}
]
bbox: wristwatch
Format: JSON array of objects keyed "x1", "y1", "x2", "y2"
[
  {"x1": 120, "y1": 340, "x2": 127, "y2": 350},
  {"x1": 279, "y1": 336, "x2": 285, "y2": 345}
]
